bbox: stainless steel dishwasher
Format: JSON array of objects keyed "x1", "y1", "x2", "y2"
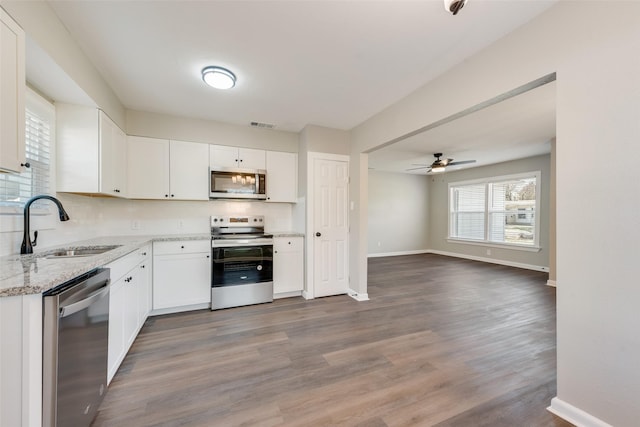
[{"x1": 43, "y1": 268, "x2": 110, "y2": 427}]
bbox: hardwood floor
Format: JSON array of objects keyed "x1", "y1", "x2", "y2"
[{"x1": 93, "y1": 254, "x2": 573, "y2": 427}]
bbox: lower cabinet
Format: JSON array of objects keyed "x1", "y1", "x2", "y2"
[
  {"x1": 152, "y1": 240, "x2": 211, "y2": 313},
  {"x1": 273, "y1": 236, "x2": 304, "y2": 296},
  {"x1": 107, "y1": 245, "x2": 151, "y2": 384}
]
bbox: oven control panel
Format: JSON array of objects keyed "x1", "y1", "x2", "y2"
[{"x1": 211, "y1": 215, "x2": 264, "y2": 227}]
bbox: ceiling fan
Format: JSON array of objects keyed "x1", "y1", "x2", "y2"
[{"x1": 406, "y1": 153, "x2": 476, "y2": 173}]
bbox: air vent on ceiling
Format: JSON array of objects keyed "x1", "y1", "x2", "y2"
[{"x1": 250, "y1": 121, "x2": 276, "y2": 129}]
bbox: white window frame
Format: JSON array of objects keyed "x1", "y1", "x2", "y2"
[
  {"x1": 447, "y1": 171, "x2": 541, "y2": 252},
  {"x1": 0, "y1": 88, "x2": 56, "y2": 232}
]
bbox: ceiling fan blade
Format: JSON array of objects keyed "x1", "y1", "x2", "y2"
[
  {"x1": 440, "y1": 158, "x2": 454, "y2": 166},
  {"x1": 447, "y1": 160, "x2": 476, "y2": 166},
  {"x1": 406, "y1": 166, "x2": 431, "y2": 171}
]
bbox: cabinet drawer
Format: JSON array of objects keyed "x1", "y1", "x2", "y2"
[
  {"x1": 105, "y1": 245, "x2": 151, "y2": 281},
  {"x1": 274, "y1": 236, "x2": 303, "y2": 253},
  {"x1": 153, "y1": 240, "x2": 210, "y2": 255}
]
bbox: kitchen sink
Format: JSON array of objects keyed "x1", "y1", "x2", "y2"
[{"x1": 43, "y1": 245, "x2": 122, "y2": 259}]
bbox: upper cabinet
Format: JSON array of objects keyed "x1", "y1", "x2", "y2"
[
  {"x1": 209, "y1": 144, "x2": 265, "y2": 170},
  {"x1": 266, "y1": 151, "x2": 297, "y2": 203},
  {"x1": 57, "y1": 105, "x2": 127, "y2": 197},
  {"x1": 127, "y1": 136, "x2": 208, "y2": 200},
  {"x1": 0, "y1": 8, "x2": 26, "y2": 173}
]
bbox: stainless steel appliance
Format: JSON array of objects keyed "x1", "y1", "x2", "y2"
[
  {"x1": 211, "y1": 215, "x2": 273, "y2": 310},
  {"x1": 210, "y1": 167, "x2": 266, "y2": 200},
  {"x1": 43, "y1": 268, "x2": 110, "y2": 427}
]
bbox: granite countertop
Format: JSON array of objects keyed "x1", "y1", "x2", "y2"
[{"x1": 0, "y1": 234, "x2": 210, "y2": 297}]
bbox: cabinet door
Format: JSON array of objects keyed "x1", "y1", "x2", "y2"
[
  {"x1": 99, "y1": 111, "x2": 127, "y2": 197},
  {"x1": 238, "y1": 148, "x2": 266, "y2": 170},
  {"x1": 170, "y1": 140, "x2": 209, "y2": 200},
  {"x1": 123, "y1": 268, "x2": 139, "y2": 349},
  {"x1": 266, "y1": 151, "x2": 297, "y2": 203},
  {"x1": 127, "y1": 136, "x2": 170, "y2": 199},
  {"x1": 273, "y1": 237, "x2": 304, "y2": 294},
  {"x1": 209, "y1": 144, "x2": 239, "y2": 168},
  {"x1": 137, "y1": 256, "x2": 152, "y2": 326},
  {"x1": 153, "y1": 252, "x2": 211, "y2": 310},
  {"x1": 0, "y1": 9, "x2": 25, "y2": 173},
  {"x1": 108, "y1": 277, "x2": 126, "y2": 384}
]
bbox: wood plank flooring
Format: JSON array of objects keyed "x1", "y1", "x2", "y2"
[{"x1": 92, "y1": 254, "x2": 573, "y2": 427}]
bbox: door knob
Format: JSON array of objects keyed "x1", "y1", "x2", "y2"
[{"x1": 315, "y1": 232, "x2": 321, "y2": 237}]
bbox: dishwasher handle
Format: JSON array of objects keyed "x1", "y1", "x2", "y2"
[{"x1": 59, "y1": 283, "x2": 110, "y2": 318}]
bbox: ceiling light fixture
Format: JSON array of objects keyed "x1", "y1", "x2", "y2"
[
  {"x1": 202, "y1": 66, "x2": 236, "y2": 90},
  {"x1": 431, "y1": 165, "x2": 446, "y2": 173}
]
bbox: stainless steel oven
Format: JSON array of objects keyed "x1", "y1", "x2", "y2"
[{"x1": 211, "y1": 216, "x2": 274, "y2": 310}]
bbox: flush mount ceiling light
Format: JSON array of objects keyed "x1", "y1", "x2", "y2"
[{"x1": 202, "y1": 66, "x2": 236, "y2": 90}]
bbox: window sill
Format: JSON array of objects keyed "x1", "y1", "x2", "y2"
[{"x1": 446, "y1": 238, "x2": 541, "y2": 253}]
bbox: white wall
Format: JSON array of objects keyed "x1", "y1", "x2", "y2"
[
  {"x1": 0, "y1": 193, "x2": 293, "y2": 257},
  {"x1": 367, "y1": 170, "x2": 429, "y2": 256},
  {"x1": 428, "y1": 154, "x2": 550, "y2": 270},
  {"x1": 351, "y1": 2, "x2": 640, "y2": 425}
]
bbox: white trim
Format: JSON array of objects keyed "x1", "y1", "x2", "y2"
[
  {"x1": 547, "y1": 397, "x2": 613, "y2": 427},
  {"x1": 149, "y1": 302, "x2": 210, "y2": 316},
  {"x1": 446, "y1": 238, "x2": 541, "y2": 253},
  {"x1": 428, "y1": 249, "x2": 548, "y2": 272},
  {"x1": 301, "y1": 290, "x2": 313, "y2": 300},
  {"x1": 546, "y1": 280, "x2": 557, "y2": 287},
  {"x1": 348, "y1": 288, "x2": 369, "y2": 301},
  {"x1": 273, "y1": 291, "x2": 302, "y2": 300},
  {"x1": 368, "y1": 249, "x2": 430, "y2": 258}
]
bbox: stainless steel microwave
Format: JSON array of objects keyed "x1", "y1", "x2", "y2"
[{"x1": 210, "y1": 168, "x2": 267, "y2": 199}]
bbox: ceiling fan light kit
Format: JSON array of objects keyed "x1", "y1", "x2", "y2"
[{"x1": 405, "y1": 152, "x2": 476, "y2": 173}]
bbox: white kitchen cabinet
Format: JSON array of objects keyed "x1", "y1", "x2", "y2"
[
  {"x1": 266, "y1": 151, "x2": 298, "y2": 203},
  {"x1": 209, "y1": 144, "x2": 265, "y2": 170},
  {"x1": 57, "y1": 105, "x2": 127, "y2": 197},
  {"x1": 106, "y1": 245, "x2": 151, "y2": 384},
  {"x1": 152, "y1": 240, "x2": 211, "y2": 313},
  {"x1": 0, "y1": 8, "x2": 26, "y2": 173},
  {"x1": 127, "y1": 137, "x2": 209, "y2": 200},
  {"x1": 273, "y1": 236, "x2": 304, "y2": 296}
]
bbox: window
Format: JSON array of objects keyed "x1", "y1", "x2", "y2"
[
  {"x1": 0, "y1": 88, "x2": 54, "y2": 211},
  {"x1": 449, "y1": 172, "x2": 540, "y2": 249}
]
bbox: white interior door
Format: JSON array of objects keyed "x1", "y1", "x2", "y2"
[{"x1": 313, "y1": 157, "x2": 349, "y2": 297}]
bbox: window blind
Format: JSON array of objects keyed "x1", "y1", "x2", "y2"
[{"x1": 0, "y1": 92, "x2": 53, "y2": 209}]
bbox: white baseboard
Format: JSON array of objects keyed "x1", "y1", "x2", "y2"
[
  {"x1": 548, "y1": 397, "x2": 613, "y2": 427},
  {"x1": 149, "y1": 302, "x2": 210, "y2": 316},
  {"x1": 427, "y1": 249, "x2": 548, "y2": 273},
  {"x1": 273, "y1": 291, "x2": 302, "y2": 300},
  {"x1": 368, "y1": 249, "x2": 430, "y2": 258},
  {"x1": 348, "y1": 288, "x2": 369, "y2": 301},
  {"x1": 547, "y1": 280, "x2": 557, "y2": 287}
]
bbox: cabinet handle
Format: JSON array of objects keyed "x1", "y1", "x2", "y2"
[
  {"x1": 315, "y1": 232, "x2": 321, "y2": 237},
  {"x1": 274, "y1": 250, "x2": 278, "y2": 254},
  {"x1": 141, "y1": 265, "x2": 145, "y2": 269},
  {"x1": 21, "y1": 162, "x2": 30, "y2": 168},
  {"x1": 288, "y1": 241, "x2": 291, "y2": 245},
  {"x1": 171, "y1": 194, "x2": 175, "y2": 198},
  {"x1": 206, "y1": 255, "x2": 210, "y2": 258},
  {"x1": 181, "y1": 245, "x2": 185, "y2": 249},
  {"x1": 114, "y1": 189, "x2": 120, "y2": 193},
  {"x1": 165, "y1": 194, "x2": 169, "y2": 198},
  {"x1": 141, "y1": 252, "x2": 147, "y2": 256}
]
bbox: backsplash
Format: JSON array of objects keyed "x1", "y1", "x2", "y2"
[{"x1": 0, "y1": 193, "x2": 295, "y2": 257}]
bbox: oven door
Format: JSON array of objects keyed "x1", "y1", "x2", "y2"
[{"x1": 212, "y1": 244, "x2": 273, "y2": 287}]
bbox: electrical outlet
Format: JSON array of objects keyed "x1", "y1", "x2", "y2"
[{"x1": 131, "y1": 220, "x2": 140, "y2": 230}]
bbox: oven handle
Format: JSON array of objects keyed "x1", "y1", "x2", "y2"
[{"x1": 212, "y1": 239, "x2": 274, "y2": 248}]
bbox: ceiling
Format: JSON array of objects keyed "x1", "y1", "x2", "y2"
[
  {"x1": 368, "y1": 79, "x2": 556, "y2": 174},
  {"x1": 45, "y1": 0, "x2": 558, "y2": 135}
]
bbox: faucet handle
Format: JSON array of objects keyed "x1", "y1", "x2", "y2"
[{"x1": 32, "y1": 230, "x2": 38, "y2": 247}]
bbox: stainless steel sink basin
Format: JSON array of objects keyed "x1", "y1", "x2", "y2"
[{"x1": 43, "y1": 245, "x2": 122, "y2": 259}]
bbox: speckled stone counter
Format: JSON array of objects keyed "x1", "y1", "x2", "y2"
[{"x1": 0, "y1": 234, "x2": 210, "y2": 297}]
